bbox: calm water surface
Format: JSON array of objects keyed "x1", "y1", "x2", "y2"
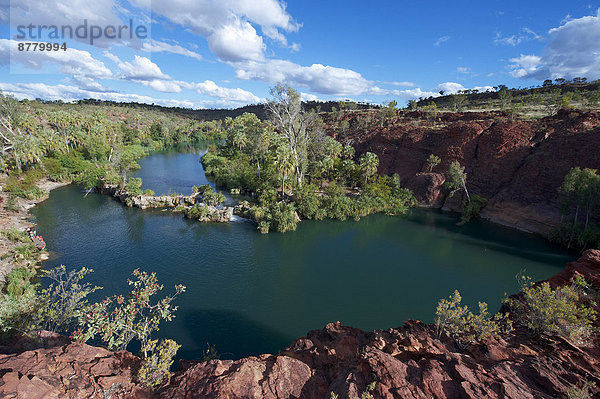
[{"x1": 31, "y1": 146, "x2": 572, "y2": 360}]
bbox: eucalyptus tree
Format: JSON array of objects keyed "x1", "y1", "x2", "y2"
[
  {"x1": 359, "y1": 152, "x2": 379, "y2": 184},
  {"x1": 267, "y1": 84, "x2": 314, "y2": 186},
  {"x1": 446, "y1": 161, "x2": 470, "y2": 203}
]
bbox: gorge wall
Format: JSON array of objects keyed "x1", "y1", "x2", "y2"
[{"x1": 329, "y1": 109, "x2": 600, "y2": 234}]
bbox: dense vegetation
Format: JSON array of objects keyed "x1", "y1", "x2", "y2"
[
  {"x1": 0, "y1": 91, "x2": 225, "y2": 201},
  {"x1": 202, "y1": 85, "x2": 416, "y2": 233}
]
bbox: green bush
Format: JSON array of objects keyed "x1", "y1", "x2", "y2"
[
  {"x1": 143, "y1": 189, "x2": 155, "y2": 196},
  {"x1": 270, "y1": 202, "x2": 298, "y2": 233},
  {"x1": 435, "y1": 290, "x2": 512, "y2": 351},
  {"x1": 504, "y1": 276, "x2": 597, "y2": 343},
  {"x1": 5, "y1": 267, "x2": 37, "y2": 297},
  {"x1": 460, "y1": 195, "x2": 488, "y2": 224},
  {"x1": 125, "y1": 177, "x2": 143, "y2": 196},
  {"x1": 184, "y1": 204, "x2": 211, "y2": 220},
  {"x1": 137, "y1": 339, "x2": 180, "y2": 387}
]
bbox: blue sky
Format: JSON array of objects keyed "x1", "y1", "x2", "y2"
[{"x1": 0, "y1": 0, "x2": 599, "y2": 108}]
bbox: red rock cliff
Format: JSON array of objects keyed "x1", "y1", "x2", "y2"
[{"x1": 329, "y1": 109, "x2": 600, "y2": 234}]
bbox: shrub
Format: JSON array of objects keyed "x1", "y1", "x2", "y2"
[
  {"x1": 5, "y1": 267, "x2": 36, "y2": 297},
  {"x1": 143, "y1": 189, "x2": 155, "y2": 196},
  {"x1": 137, "y1": 339, "x2": 180, "y2": 387},
  {"x1": 294, "y1": 183, "x2": 323, "y2": 220},
  {"x1": 270, "y1": 202, "x2": 298, "y2": 233},
  {"x1": 504, "y1": 276, "x2": 597, "y2": 343},
  {"x1": 184, "y1": 204, "x2": 211, "y2": 220},
  {"x1": 38, "y1": 266, "x2": 101, "y2": 334},
  {"x1": 435, "y1": 290, "x2": 512, "y2": 351},
  {"x1": 125, "y1": 177, "x2": 143, "y2": 196},
  {"x1": 460, "y1": 194, "x2": 488, "y2": 224},
  {"x1": 566, "y1": 382, "x2": 597, "y2": 399}
]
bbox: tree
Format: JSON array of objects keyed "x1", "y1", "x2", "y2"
[
  {"x1": 498, "y1": 87, "x2": 512, "y2": 110},
  {"x1": 446, "y1": 161, "x2": 470, "y2": 202},
  {"x1": 359, "y1": 152, "x2": 379, "y2": 184},
  {"x1": 266, "y1": 84, "x2": 313, "y2": 186},
  {"x1": 274, "y1": 143, "x2": 295, "y2": 200},
  {"x1": 426, "y1": 154, "x2": 441, "y2": 172},
  {"x1": 451, "y1": 93, "x2": 468, "y2": 112}
]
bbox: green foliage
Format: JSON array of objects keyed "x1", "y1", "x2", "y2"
[
  {"x1": 270, "y1": 202, "x2": 298, "y2": 233},
  {"x1": 460, "y1": 195, "x2": 488, "y2": 224},
  {"x1": 38, "y1": 266, "x2": 101, "y2": 334},
  {"x1": 435, "y1": 290, "x2": 512, "y2": 351},
  {"x1": 359, "y1": 152, "x2": 379, "y2": 184},
  {"x1": 3, "y1": 172, "x2": 47, "y2": 200},
  {"x1": 143, "y1": 189, "x2": 155, "y2": 196},
  {"x1": 5, "y1": 267, "x2": 36, "y2": 297},
  {"x1": 555, "y1": 167, "x2": 600, "y2": 249},
  {"x1": 426, "y1": 154, "x2": 441, "y2": 172},
  {"x1": 1, "y1": 228, "x2": 29, "y2": 243},
  {"x1": 125, "y1": 177, "x2": 143, "y2": 196},
  {"x1": 195, "y1": 185, "x2": 225, "y2": 207},
  {"x1": 294, "y1": 183, "x2": 325, "y2": 220},
  {"x1": 184, "y1": 204, "x2": 212, "y2": 220},
  {"x1": 445, "y1": 161, "x2": 470, "y2": 202},
  {"x1": 566, "y1": 382, "x2": 597, "y2": 399},
  {"x1": 76, "y1": 269, "x2": 186, "y2": 353},
  {"x1": 137, "y1": 338, "x2": 180, "y2": 387},
  {"x1": 504, "y1": 277, "x2": 597, "y2": 343},
  {"x1": 202, "y1": 343, "x2": 219, "y2": 361}
]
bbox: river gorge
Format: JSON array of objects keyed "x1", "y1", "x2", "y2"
[{"x1": 29, "y1": 146, "x2": 572, "y2": 362}]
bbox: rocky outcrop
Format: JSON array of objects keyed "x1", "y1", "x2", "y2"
[
  {"x1": 334, "y1": 109, "x2": 600, "y2": 234},
  {"x1": 2, "y1": 251, "x2": 600, "y2": 398},
  {"x1": 98, "y1": 184, "x2": 198, "y2": 209}
]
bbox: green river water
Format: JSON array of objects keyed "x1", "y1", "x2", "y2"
[{"x1": 31, "y1": 146, "x2": 572, "y2": 361}]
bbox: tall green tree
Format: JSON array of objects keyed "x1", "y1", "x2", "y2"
[{"x1": 359, "y1": 152, "x2": 379, "y2": 184}]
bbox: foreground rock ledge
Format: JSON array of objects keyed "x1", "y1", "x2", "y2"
[{"x1": 1, "y1": 250, "x2": 600, "y2": 399}]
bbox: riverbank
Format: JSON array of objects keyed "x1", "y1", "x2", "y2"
[
  {"x1": 0, "y1": 249, "x2": 597, "y2": 398},
  {"x1": 0, "y1": 179, "x2": 71, "y2": 282}
]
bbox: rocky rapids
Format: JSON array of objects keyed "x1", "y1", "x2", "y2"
[
  {"x1": 1, "y1": 250, "x2": 599, "y2": 398},
  {"x1": 331, "y1": 109, "x2": 600, "y2": 234}
]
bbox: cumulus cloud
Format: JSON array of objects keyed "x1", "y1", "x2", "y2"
[
  {"x1": 129, "y1": 0, "x2": 299, "y2": 61},
  {"x1": 179, "y1": 80, "x2": 261, "y2": 102},
  {"x1": 116, "y1": 55, "x2": 171, "y2": 80},
  {"x1": 233, "y1": 59, "x2": 379, "y2": 96},
  {"x1": 7, "y1": 0, "x2": 149, "y2": 49},
  {"x1": 0, "y1": 39, "x2": 113, "y2": 79},
  {"x1": 509, "y1": 10, "x2": 600, "y2": 80},
  {"x1": 436, "y1": 82, "x2": 465, "y2": 94},
  {"x1": 390, "y1": 88, "x2": 440, "y2": 100}
]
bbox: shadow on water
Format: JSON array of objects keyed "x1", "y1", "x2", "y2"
[{"x1": 172, "y1": 308, "x2": 294, "y2": 362}]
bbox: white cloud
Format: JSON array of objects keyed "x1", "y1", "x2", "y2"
[
  {"x1": 116, "y1": 55, "x2": 171, "y2": 80},
  {"x1": 0, "y1": 81, "x2": 194, "y2": 107},
  {"x1": 179, "y1": 80, "x2": 261, "y2": 102},
  {"x1": 434, "y1": 36, "x2": 450, "y2": 46},
  {"x1": 436, "y1": 82, "x2": 465, "y2": 94},
  {"x1": 391, "y1": 88, "x2": 440, "y2": 100},
  {"x1": 0, "y1": 81, "x2": 258, "y2": 109},
  {"x1": 129, "y1": 0, "x2": 299, "y2": 61},
  {"x1": 141, "y1": 40, "x2": 203, "y2": 60},
  {"x1": 506, "y1": 11, "x2": 600, "y2": 80},
  {"x1": 509, "y1": 54, "x2": 542, "y2": 78},
  {"x1": 0, "y1": 39, "x2": 112, "y2": 79},
  {"x1": 208, "y1": 19, "x2": 265, "y2": 61},
  {"x1": 300, "y1": 92, "x2": 319, "y2": 102},
  {"x1": 234, "y1": 59, "x2": 378, "y2": 96},
  {"x1": 457, "y1": 67, "x2": 470, "y2": 74},
  {"x1": 7, "y1": 0, "x2": 148, "y2": 49}
]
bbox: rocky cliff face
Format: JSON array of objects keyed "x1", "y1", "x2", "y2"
[
  {"x1": 332, "y1": 109, "x2": 600, "y2": 234},
  {"x1": 1, "y1": 250, "x2": 599, "y2": 398}
]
